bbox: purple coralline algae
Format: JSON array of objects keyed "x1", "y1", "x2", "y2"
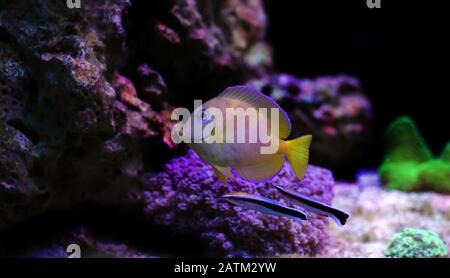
[{"x1": 138, "y1": 150, "x2": 334, "y2": 257}]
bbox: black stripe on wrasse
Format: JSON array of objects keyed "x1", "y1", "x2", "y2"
[
  {"x1": 275, "y1": 186, "x2": 350, "y2": 226},
  {"x1": 222, "y1": 193, "x2": 307, "y2": 221}
]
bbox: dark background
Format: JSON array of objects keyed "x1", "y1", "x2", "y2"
[{"x1": 264, "y1": 0, "x2": 450, "y2": 168}]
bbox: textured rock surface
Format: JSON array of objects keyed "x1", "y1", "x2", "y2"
[
  {"x1": 137, "y1": 150, "x2": 334, "y2": 257},
  {"x1": 0, "y1": 0, "x2": 272, "y2": 232},
  {"x1": 313, "y1": 185, "x2": 450, "y2": 258},
  {"x1": 15, "y1": 228, "x2": 155, "y2": 258},
  {"x1": 7, "y1": 183, "x2": 450, "y2": 258},
  {"x1": 0, "y1": 0, "x2": 338, "y2": 258},
  {"x1": 248, "y1": 74, "x2": 373, "y2": 176},
  {"x1": 0, "y1": 0, "x2": 179, "y2": 231},
  {"x1": 125, "y1": 0, "x2": 272, "y2": 105}
]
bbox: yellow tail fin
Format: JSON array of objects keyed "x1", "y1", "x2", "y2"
[{"x1": 281, "y1": 135, "x2": 312, "y2": 179}]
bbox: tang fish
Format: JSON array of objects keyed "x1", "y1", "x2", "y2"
[
  {"x1": 275, "y1": 186, "x2": 350, "y2": 226},
  {"x1": 186, "y1": 85, "x2": 312, "y2": 183},
  {"x1": 222, "y1": 192, "x2": 307, "y2": 221}
]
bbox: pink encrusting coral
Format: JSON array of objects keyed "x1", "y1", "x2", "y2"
[{"x1": 140, "y1": 150, "x2": 334, "y2": 257}]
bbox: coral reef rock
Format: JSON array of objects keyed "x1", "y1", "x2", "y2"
[
  {"x1": 379, "y1": 116, "x2": 450, "y2": 193},
  {"x1": 0, "y1": 0, "x2": 177, "y2": 231},
  {"x1": 315, "y1": 185, "x2": 450, "y2": 258},
  {"x1": 0, "y1": 0, "x2": 273, "y2": 232},
  {"x1": 126, "y1": 0, "x2": 272, "y2": 105},
  {"x1": 247, "y1": 74, "x2": 372, "y2": 177},
  {"x1": 137, "y1": 150, "x2": 334, "y2": 257},
  {"x1": 2, "y1": 226, "x2": 157, "y2": 258}
]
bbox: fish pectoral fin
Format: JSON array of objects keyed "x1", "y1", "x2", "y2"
[
  {"x1": 212, "y1": 167, "x2": 227, "y2": 183},
  {"x1": 234, "y1": 154, "x2": 284, "y2": 182},
  {"x1": 211, "y1": 164, "x2": 234, "y2": 183}
]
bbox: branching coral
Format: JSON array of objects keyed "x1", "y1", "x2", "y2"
[
  {"x1": 138, "y1": 150, "x2": 334, "y2": 257},
  {"x1": 379, "y1": 116, "x2": 450, "y2": 193},
  {"x1": 385, "y1": 228, "x2": 448, "y2": 258}
]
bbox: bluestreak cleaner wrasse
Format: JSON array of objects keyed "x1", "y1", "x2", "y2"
[
  {"x1": 222, "y1": 192, "x2": 307, "y2": 221},
  {"x1": 275, "y1": 186, "x2": 350, "y2": 226}
]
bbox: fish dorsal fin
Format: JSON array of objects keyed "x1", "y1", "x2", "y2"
[{"x1": 219, "y1": 86, "x2": 292, "y2": 139}]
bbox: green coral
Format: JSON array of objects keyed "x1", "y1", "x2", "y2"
[
  {"x1": 441, "y1": 142, "x2": 450, "y2": 163},
  {"x1": 385, "y1": 228, "x2": 448, "y2": 258},
  {"x1": 383, "y1": 117, "x2": 433, "y2": 163},
  {"x1": 379, "y1": 116, "x2": 450, "y2": 193}
]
